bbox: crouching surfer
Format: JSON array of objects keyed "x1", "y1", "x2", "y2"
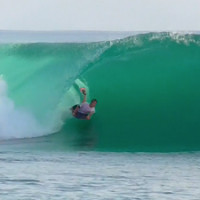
[{"x1": 71, "y1": 88, "x2": 97, "y2": 120}]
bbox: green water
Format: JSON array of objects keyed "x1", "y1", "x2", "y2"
[{"x1": 0, "y1": 33, "x2": 200, "y2": 151}]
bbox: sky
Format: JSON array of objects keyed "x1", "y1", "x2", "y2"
[{"x1": 0, "y1": 0, "x2": 200, "y2": 31}]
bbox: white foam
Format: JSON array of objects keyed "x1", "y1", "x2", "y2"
[{"x1": 0, "y1": 76, "x2": 50, "y2": 140}]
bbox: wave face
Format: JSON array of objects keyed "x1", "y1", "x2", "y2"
[{"x1": 1, "y1": 33, "x2": 200, "y2": 151}]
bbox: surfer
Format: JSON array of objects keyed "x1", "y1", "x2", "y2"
[{"x1": 72, "y1": 88, "x2": 97, "y2": 120}]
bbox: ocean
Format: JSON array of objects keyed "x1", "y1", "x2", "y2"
[{"x1": 0, "y1": 31, "x2": 200, "y2": 199}]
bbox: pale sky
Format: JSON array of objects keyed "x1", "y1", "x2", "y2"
[{"x1": 0, "y1": 0, "x2": 200, "y2": 31}]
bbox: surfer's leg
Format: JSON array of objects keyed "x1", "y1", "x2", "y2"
[{"x1": 71, "y1": 104, "x2": 80, "y2": 116}]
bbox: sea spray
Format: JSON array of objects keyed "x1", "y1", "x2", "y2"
[{"x1": 0, "y1": 76, "x2": 52, "y2": 139}]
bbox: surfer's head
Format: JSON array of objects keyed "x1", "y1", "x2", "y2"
[{"x1": 90, "y1": 99, "x2": 97, "y2": 107}]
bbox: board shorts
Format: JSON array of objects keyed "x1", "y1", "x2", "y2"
[
  {"x1": 71, "y1": 104, "x2": 88, "y2": 119},
  {"x1": 76, "y1": 112, "x2": 88, "y2": 119}
]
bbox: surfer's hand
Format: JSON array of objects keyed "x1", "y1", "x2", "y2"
[
  {"x1": 82, "y1": 90, "x2": 86, "y2": 95},
  {"x1": 86, "y1": 116, "x2": 90, "y2": 120}
]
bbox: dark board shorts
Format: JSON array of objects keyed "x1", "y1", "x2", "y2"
[{"x1": 71, "y1": 104, "x2": 88, "y2": 119}]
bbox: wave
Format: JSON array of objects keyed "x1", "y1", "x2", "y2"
[
  {"x1": 0, "y1": 76, "x2": 50, "y2": 139},
  {"x1": 1, "y1": 32, "x2": 200, "y2": 151}
]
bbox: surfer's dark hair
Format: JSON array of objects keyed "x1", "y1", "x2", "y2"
[{"x1": 91, "y1": 99, "x2": 97, "y2": 103}]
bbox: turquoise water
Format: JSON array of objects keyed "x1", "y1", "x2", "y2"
[
  {"x1": 0, "y1": 31, "x2": 200, "y2": 199},
  {"x1": 0, "y1": 32, "x2": 200, "y2": 151}
]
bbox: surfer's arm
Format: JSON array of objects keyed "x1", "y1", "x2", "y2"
[
  {"x1": 82, "y1": 93, "x2": 87, "y2": 103},
  {"x1": 86, "y1": 112, "x2": 94, "y2": 120}
]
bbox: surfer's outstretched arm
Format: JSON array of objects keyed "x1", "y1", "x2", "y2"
[{"x1": 82, "y1": 90, "x2": 87, "y2": 103}]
